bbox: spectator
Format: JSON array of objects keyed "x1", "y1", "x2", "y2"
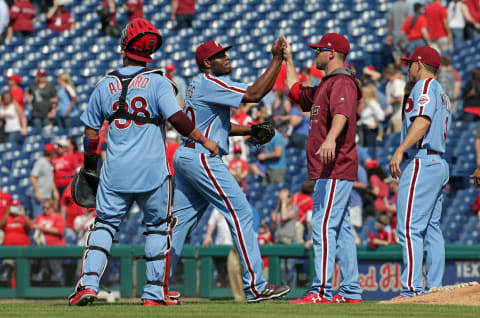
[
  {"x1": 228, "y1": 143, "x2": 249, "y2": 189},
  {"x1": 270, "y1": 188, "x2": 297, "y2": 286},
  {"x1": 367, "y1": 214, "x2": 396, "y2": 249},
  {"x1": 0, "y1": 90, "x2": 27, "y2": 145},
  {"x1": 7, "y1": 74, "x2": 25, "y2": 111},
  {"x1": 257, "y1": 122, "x2": 287, "y2": 185},
  {"x1": 0, "y1": 183, "x2": 14, "y2": 221},
  {"x1": 97, "y1": 0, "x2": 121, "y2": 37},
  {"x1": 464, "y1": 0, "x2": 480, "y2": 40},
  {"x1": 257, "y1": 221, "x2": 273, "y2": 280},
  {"x1": 171, "y1": 0, "x2": 195, "y2": 30},
  {"x1": 60, "y1": 182, "x2": 83, "y2": 230},
  {"x1": 475, "y1": 124, "x2": 480, "y2": 169},
  {"x1": 29, "y1": 143, "x2": 59, "y2": 217},
  {"x1": 0, "y1": 0, "x2": 7, "y2": 44},
  {"x1": 55, "y1": 72, "x2": 77, "y2": 129},
  {"x1": 437, "y1": 55, "x2": 462, "y2": 113},
  {"x1": 53, "y1": 139, "x2": 78, "y2": 197},
  {"x1": 384, "y1": 176, "x2": 399, "y2": 230},
  {"x1": 461, "y1": 68, "x2": 480, "y2": 122},
  {"x1": 288, "y1": 105, "x2": 309, "y2": 150},
  {"x1": 291, "y1": 180, "x2": 314, "y2": 244},
  {"x1": 270, "y1": 189, "x2": 297, "y2": 244},
  {"x1": 26, "y1": 69, "x2": 57, "y2": 129},
  {"x1": 67, "y1": 137, "x2": 83, "y2": 169},
  {"x1": 269, "y1": 90, "x2": 291, "y2": 137},
  {"x1": 243, "y1": 101, "x2": 266, "y2": 125},
  {"x1": 165, "y1": 130, "x2": 180, "y2": 177},
  {"x1": 73, "y1": 207, "x2": 96, "y2": 247},
  {"x1": 448, "y1": 0, "x2": 466, "y2": 49},
  {"x1": 32, "y1": 199, "x2": 65, "y2": 285},
  {"x1": 386, "y1": 0, "x2": 412, "y2": 68},
  {"x1": 122, "y1": 0, "x2": 144, "y2": 21},
  {"x1": 366, "y1": 161, "x2": 389, "y2": 215},
  {"x1": 349, "y1": 163, "x2": 368, "y2": 235},
  {"x1": 425, "y1": 0, "x2": 453, "y2": 53},
  {"x1": 401, "y1": 3, "x2": 431, "y2": 55},
  {"x1": 0, "y1": 201, "x2": 31, "y2": 288},
  {"x1": 231, "y1": 103, "x2": 253, "y2": 127},
  {"x1": 46, "y1": 0, "x2": 75, "y2": 33},
  {"x1": 359, "y1": 85, "x2": 385, "y2": 147},
  {"x1": 202, "y1": 209, "x2": 235, "y2": 289},
  {"x1": 384, "y1": 66, "x2": 406, "y2": 133},
  {"x1": 0, "y1": 202, "x2": 31, "y2": 246},
  {"x1": 165, "y1": 64, "x2": 187, "y2": 108},
  {"x1": 8, "y1": 0, "x2": 36, "y2": 39}
]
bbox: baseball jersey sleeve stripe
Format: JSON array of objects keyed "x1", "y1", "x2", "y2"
[{"x1": 204, "y1": 74, "x2": 247, "y2": 94}]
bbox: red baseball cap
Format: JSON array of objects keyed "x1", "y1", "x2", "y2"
[
  {"x1": 37, "y1": 69, "x2": 47, "y2": 77},
  {"x1": 233, "y1": 144, "x2": 242, "y2": 153},
  {"x1": 195, "y1": 40, "x2": 232, "y2": 66},
  {"x1": 44, "y1": 143, "x2": 57, "y2": 153},
  {"x1": 7, "y1": 74, "x2": 21, "y2": 85},
  {"x1": 309, "y1": 33, "x2": 350, "y2": 55},
  {"x1": 165, "y1": 64, "x2": 176, "y2": 72},
  {"x1": 402, "y1": 46, "x2": 441, "y2": 68}
]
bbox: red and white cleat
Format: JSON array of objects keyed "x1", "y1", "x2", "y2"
[
  {"x1": 142, "y1": 297, "x2": 182, "y2": 306},
  {"x1": 332, "y1": 295, "x2": 362, "y2": 303},
  {"x1": 68, "y1": 287, "x2": 97, "y2": 306},
  {"x1": 167, "y1": 290, "x2": 181, "y2": 299},
  {"x1": 289, "y1": 291, "x2": 332, "y2": 304}
]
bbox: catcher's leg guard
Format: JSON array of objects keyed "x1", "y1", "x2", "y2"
[
  {"x1": 141, "y1": 221, "x2": 171, "y2": 301},
  {"x1": 75, "y1": 218, "x2": 118, "y2": 293}
]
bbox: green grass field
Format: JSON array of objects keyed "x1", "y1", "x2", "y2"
[{"x1": 0, "y1": 300, "x2": 479, "y2": 318}]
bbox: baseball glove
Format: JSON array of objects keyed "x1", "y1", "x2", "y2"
[
  {"x1": 248, "y1": 122, "x2": 275, "y2": 145},
  {"x1": 71, "y1": 169, "x2": 100, "y2": 208}
]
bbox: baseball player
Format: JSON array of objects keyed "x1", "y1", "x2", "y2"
[
  {"x1": 284, "y1": 34, "x2": 363, "y2": 304},
  {"x1": 169, "y1": 38, "x2": 290, "y2": 302},
  {"x1": 389, "y1": 46, "x2": 450, "y2": 298},
  {"x1": 68, "y1": 18, "x2": 218, "y2": 306}
]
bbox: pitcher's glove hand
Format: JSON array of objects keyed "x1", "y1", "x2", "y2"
[
  {"x1": 71, "y1": 169, "x2": 100, "y2": 208},
  {"x1": 248, "y1": 122, "x2": 275, "y2": 145}
]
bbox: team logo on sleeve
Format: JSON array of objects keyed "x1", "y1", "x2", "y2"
[
  {"x1": 404, "y1": 97, "x2": 414, "y2": 113},
  {"x1": 417, "y1": 94, "x2": 430, "y2": 105}
]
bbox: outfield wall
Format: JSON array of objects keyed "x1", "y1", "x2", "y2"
[{"x1": 0, "y1": 245, "x2": 479, "y2": 300}]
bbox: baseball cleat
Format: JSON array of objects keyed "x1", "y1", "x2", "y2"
[
  {"x1": 247, "y1": 283, "x2": 291, "y2": 303},
  {"x1": 289, "y1": 291, "x2": 332, "y2": 304},
  {"x1": 142, "y1": 297, "x2": 182, "y2": 306},
  {"x1": 332, "y1": 295, "x2": 362, "y2": 303},
  {"x1": 167, "y1": 290, "x2": 181, "y2": 299},
  {"x1": 68, "y1": 287, "x2": 97, "y2": 306}
]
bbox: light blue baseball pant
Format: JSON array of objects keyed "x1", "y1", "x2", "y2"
[
  {"x1": 171, "y1": 146, "x2": 267, "y2": 300},
  {"x1": 310, "y1": 178, "x2": 362, "y2": 301},
  {"x1": 397, "y1": 149, "x2": 449, "y2": 297},
  {"x1": 78, "y1": 177, "x2": 172, "y2": 301}
]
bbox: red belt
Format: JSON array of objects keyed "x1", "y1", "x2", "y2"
[
  {"x1": 185, "y1": 142, "x2": 195, "y2": 149},
  {"x1": 404, "y1": 149, "x2": 438, "y2": 159}
]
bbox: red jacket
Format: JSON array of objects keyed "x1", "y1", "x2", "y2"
[{"x1": 9, "y1": 2, "x2": 36, "y2": 32}]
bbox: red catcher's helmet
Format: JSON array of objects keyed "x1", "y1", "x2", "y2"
[{"x1": 120, "y1": 19, "x2": 162, "y2": 63}]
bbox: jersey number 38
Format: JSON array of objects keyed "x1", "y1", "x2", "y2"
[{"x1": 112, "y1": 96, "x2": 151, "y2": 129}]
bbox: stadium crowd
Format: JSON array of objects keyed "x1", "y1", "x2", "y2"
[{"x1": 0, "y1": 0, "x2": 480, "y2": 292}]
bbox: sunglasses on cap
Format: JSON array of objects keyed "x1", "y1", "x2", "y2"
[{"x1": 315, "y1": 47, "x2": 333, "y2": 55}]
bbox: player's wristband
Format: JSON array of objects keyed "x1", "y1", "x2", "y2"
[
  {"x1": 83, "y1": 136, "x2": 99, "y2": 155},
  {"x1": 198, "y1": 134, "x2": 207, "y2": 145}
]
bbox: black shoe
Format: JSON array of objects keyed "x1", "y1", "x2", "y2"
[{"x1": 247, "y1": 283, "x2": 291, "y2": 303}]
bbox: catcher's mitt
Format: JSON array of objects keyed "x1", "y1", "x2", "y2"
[
  {"x1": 248, "y1": 122, "x2": 275, "y2": 145},
  {"x1": 71, "y1": 170, "x2": 100, "y2": 208}
]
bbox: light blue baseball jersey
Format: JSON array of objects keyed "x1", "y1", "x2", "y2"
[
  {"x1": 81, "y1": 66, "x2": 181, "y2": 192},
  {"x1": 182, "y1": 73, "x2": 248, "y2": 155},
  {"x1": 401, "y1": 78, "x2": 451, "y2": 153}
]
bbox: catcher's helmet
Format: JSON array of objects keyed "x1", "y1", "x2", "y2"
[{"x1": 120, "y1": 19, "x2": 162, "y2": 63}]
